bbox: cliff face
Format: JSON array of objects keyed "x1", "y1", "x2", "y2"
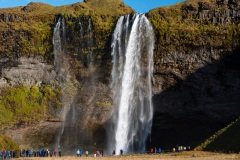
[
  {"x1": 148, "y1": 0, "x2": 240, "y2": 148},
  {"x1": 0, "y1": 0, "x2": 239, "y2": 151},
  {"x1": 0, "y1": 0, "x2": 134, "y2": 150}
]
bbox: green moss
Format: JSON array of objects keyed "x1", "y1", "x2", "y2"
[
  {"x1": 0, "y1": 103, "x2": 14, "y2": 129},
  {"x1": 148, "y1": 0, "x2": 239, "y2": 55},
  {"x1": 0, "y1": 85, "x2": 61, "y2": 129},
  {"x1": 96, "y1": 101, "x2": 111, "y2": 108}
]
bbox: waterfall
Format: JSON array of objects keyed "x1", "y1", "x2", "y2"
[
  {"x1": 53, "y1": 17, "x2": 75, "y2": 150},
  {"x1": 52, "y1": 17, "x2": 62, "y2": 150},
  {"x1": 52, "y1": 16, "x2": 96, "y2": 152},
  {"x1": 110, "y1": 14, "x2": 155, "y2": 155},
  {"x1": 53, "y1": 18, "x2": 62, "y2": 76},
  {"x1": 87, "y1": 17, "x2": 93, "y2": 47},
  {"x1": 86, "y1": 17, "x2": 93, "y2": 65},
  {"x1": 53, "y1": 17, "x2": 66, "y2": 150},
  {"x1": 79, "y1": 21, "x2": 83, "y2": 39}
]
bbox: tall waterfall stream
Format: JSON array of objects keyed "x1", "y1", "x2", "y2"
[{"x1": 110, "y1": 14, "x2": 155, "y2": 154}]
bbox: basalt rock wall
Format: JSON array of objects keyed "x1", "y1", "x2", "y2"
[{"x1": 148, "y1": 0, "x2": 240, "y2": 149}]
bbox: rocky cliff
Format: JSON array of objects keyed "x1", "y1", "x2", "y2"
[
  {"x1": 148, "y1": 0, "x2": 240, "y2": 149},
  {"x1": 0, "y1": 0, "x2": 133, "y2": 151},
  {"x1": 0, "y1": 0, "x2": 239, "y2": 152}
]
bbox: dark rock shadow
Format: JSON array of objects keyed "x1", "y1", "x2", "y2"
[{"x1": 148, "y1": 47, "x2": 240, "y2": 150}]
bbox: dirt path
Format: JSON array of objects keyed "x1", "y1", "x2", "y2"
[{"x1": 16, "y1": 151, "x2": 240, "y2": 160}]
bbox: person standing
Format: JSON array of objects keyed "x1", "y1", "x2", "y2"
[
  {"x1": 158, "y1": 147, "x2": 162, "y2": 153},
  {"x1": 29, "y1": 149, "x2": 33, "y2": 157},
  {"x1": 112, "y1": 150, "x2": 115, "y2": 156},
  {"x1": 76, "y1": 149, "x2": 80, "y2": 157},
  {"x1": 53, "y1": 150, "x2": 57, "y2": 157},
  {"x1": 80, "y1": 150, "x2": 82, "y2": 157},
  {"x1": 58, "y1": 149, "x2": 61, "y2": 157},
  {"x1": 85, "y1": 150, "x2": 89, "y2": 157},
  {"x1": 50, "y1": 150, "x2": 53, "y2": 157},
  {"x1": 120, "y1": 149, "x2": 123, "y2": 155},
  {"x1": 150, "y1": 148, "x2": 153, "y2": 153},
  {"x1": 3, "y1": 149, "x2": 7, "y2": 159}
]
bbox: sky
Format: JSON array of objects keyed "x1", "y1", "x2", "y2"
[{"x1": 0, "y1": 0, "x2": 185, "y2": 13}]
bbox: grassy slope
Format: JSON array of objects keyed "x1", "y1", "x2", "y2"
[{"x1": 195, "y1": 117, "x2": 240, "y2": 153}]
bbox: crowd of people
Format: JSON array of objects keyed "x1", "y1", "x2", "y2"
[
  {"x1": 149, "y1": 145, "x2": 191, "y2": 153},
  {"x1": 0, "y1": 148, "x2": 104, "y2": 159},
  {"x1": 77, "y1": 150, "x2": 104, "y2": 157},
  {"x1": 19, "y1": 148, "x2": 62, "y2": 157},
  {"x1": 0, "y1": 145, "x2": 191, "y2": 159},
  {"x1": 0, "y1": 149, "x2": 15, "y2": 159},
  {"x1": 0, "y1": 148, "x2": 62, "y2": 159}
]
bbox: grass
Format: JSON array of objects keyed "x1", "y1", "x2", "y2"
[
  {"x1": 195, "y1": 117, "x2": 240, "y2": 153},
  {"x1": 16, "y1": 151, "x2": 240, "y2": 160}
]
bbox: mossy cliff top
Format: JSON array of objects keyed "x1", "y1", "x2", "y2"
[
  {"x1": 148, "y1": 0, "x2": 240, "y2": 55},
  {"x1": 0, "y1": 0, "x2": 133, "y2": 19},
  {"x1": 0, "y1": 0, "x2": 134, "y2": 57}
]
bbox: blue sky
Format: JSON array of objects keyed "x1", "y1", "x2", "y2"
[{"x1": 0, "y1": 0, "x2": 185, "y2": 13}]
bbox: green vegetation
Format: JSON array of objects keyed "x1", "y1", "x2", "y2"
[
  {"x1": 146, "y1": 0, "x2": 240, "y2": 86},
  {"x1": 0, "y1": 134, "x2": 20, "y2": 157},
  {"x1": 195, "y1": 117, "x2": 240, "y2": 153},
  {"x1": 0, "y1": 0, "x2": 133, "y2": 58},
  {"x1": 96, "y1": 101, "x2": 111, "y2": 108},
  {"x1": 0, "y1": 85, "x2": 61, "y2": 130},
  {"x1": 148, "y1": 0, "x2": 239, "y2": 54},
  {"x1": 0, "y1": 0, "x2": 133, "y2": 135}
]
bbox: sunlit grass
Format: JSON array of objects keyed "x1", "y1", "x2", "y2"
[{"x1": 196, "y1": 118, "x2": 240, "y2": 153}]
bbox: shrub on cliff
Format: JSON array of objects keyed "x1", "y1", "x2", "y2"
[
  {"x1": 0, "y1": 134, "x2": 19, "y2": 157},
  {"x1": 0, "y1": 85, "x2": 61, "y2": 129}
]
